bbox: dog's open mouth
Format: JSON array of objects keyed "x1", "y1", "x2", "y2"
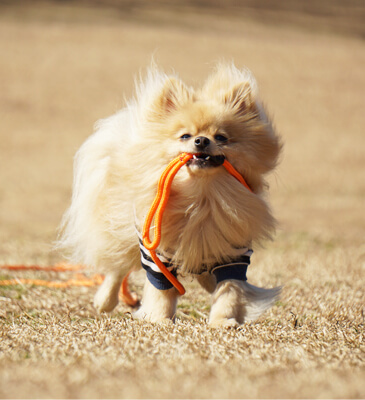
[{"x1": 187, "y1": 153, "x2": 226, "y2": 168}]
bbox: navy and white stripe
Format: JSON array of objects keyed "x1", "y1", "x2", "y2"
[
  {"x1": 138, "y1": 238, "x2": 174, "y2": 273},
  {"x1": 137, "y1": 231, "x2": 177, "y2": 290},
  {"x1": 136, "y1": 227, "x2": 253, "y2": 290}
]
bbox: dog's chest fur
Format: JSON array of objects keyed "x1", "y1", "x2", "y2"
[{"x1": 154, "y1": 173, "x2": 274, "y2": 274}]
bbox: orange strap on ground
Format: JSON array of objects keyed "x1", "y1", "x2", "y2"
[
  {"x1": 0, "y1": 264, "x2": 139, "y2": 307},
  {"x1": 0, "y1": 264, "x2": 101, "y2": 289},
  {"x1": 0, "y1": 275, "x2": 103, "y2": 288},
  {"x1": 0, "y1": 263, "x2": 86, "y2": 272},
  {"x1": 142, "y1": 152, "x2": 252, "y2": 296}
]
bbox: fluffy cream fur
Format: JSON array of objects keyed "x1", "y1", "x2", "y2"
[{"x1": 58, "y1": 63, "x2": 282, "y2": 325}]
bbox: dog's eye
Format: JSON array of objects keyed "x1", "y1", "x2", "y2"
[
  {"x1": 214, "y1": 134, "x2": 228, "y2": 143},
  {"x1": 180, "y1": 133, "x2": 192, "y2": 140}
]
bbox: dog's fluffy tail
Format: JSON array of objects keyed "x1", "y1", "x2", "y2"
[{"x1": 243, "y1": 282, "x2": 281, "y2": 321}]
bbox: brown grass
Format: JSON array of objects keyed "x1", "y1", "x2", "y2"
[{"x1": 0, "y1": 1, "x2": 364, "y2": 398}]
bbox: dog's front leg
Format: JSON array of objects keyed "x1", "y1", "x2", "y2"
[
  {"x1": 134, "y1": 277, "x2": 178, "y2": 322},
  {"x1": 209, "y1": 279, "x2": 247, "y2": 327}
]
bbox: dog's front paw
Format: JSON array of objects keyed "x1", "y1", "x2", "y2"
[
  {"x1": 208, "y1": 279, "x2": 281, "y2": 326},
  {"x1": 134, "y1": 277, "x2": 179, "y2": 323},
  {"x1": 208, "y1": 280, "x2": 246, "y2": 326},
  {"x1": 133, "y1": 306, "x2": 175, "y2": 323},
  {"x1": 209, "y1": 317, "x2": 240, "y2": 328}
]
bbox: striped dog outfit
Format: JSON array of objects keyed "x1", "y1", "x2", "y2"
[{"x1": 138, "y1": 232, "x2": 252, "y2": 290}]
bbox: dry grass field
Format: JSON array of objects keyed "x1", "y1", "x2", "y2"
[{"x1": 0, "y1": 1, "x2": 364, "y2": 398}]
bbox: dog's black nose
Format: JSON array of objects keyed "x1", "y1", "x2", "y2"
[{"x1": 194, "y1": 136, "x2": 210, "y2": 150}]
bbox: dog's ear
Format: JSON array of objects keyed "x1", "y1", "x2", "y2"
[
  {"x1": 224, "y1": 82, "x2": 254, "y2": 116},
  {"x1": 151, "y1": 77, "x2": 191, "y2": 119}
]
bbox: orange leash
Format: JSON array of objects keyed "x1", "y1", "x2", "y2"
[
  {"x1": 223, "y1": 159, "x2": 253, "y2": 193},
  {"x1": 0, "y1": 264, "x2": 139, "y2": 307},
  {"x1": 0, "y1": 263, "x2": 85, "y2": 272},
  {"x1": 143, "y1": 153, "x2": 194, "y2": 250},
  {"x1": 142, "y1": 152, "x2": 252, "y2": 295},
  {"x1": 0, "y1": 264, "x2": 101, "y2": 289},
  {"x1": 0, "y1": 275, "x2": 103, "y2": 289},
  {"x1": 142, "y1": 152, "x2": 193, "y2": 295},
  {"x1": 0, "y1": 154, "x2": 251, "y2": 303},
  {"x1": 120, "y1": 271, "x2": 139, "y2": 307}
]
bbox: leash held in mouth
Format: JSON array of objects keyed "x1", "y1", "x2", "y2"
[{"x1": 142, "y1": 152, "x2": 252, "y2": 296}]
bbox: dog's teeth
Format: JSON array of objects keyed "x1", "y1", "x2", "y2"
[
  {"x1": 193, "y1": 155, "x2": 198, "y2": 160},
  {"x1": 205, "y1": 156, "x2": 210, "y2": 160}
]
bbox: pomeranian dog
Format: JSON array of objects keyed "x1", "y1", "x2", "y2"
[{"x1": 59, "y1": 63, "x2": 282, "y2": 327}]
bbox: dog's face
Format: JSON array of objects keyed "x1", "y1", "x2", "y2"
[
  {"x1": 169, "y1": 101, "x2": 231, "y2": 172},
  {"x1": 142, "y1": 70, "x2": 281, "y2": 188}
]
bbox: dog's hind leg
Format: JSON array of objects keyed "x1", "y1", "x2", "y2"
[{"x1": 93, "y1": 270, "x2": 124, "y2": 313}]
